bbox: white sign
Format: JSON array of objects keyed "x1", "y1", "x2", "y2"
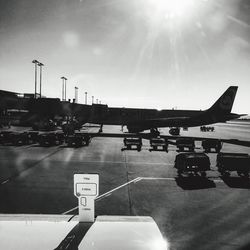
[
  {"x1": 76, "y1": 183, "x2": 97, "y2": 196},
  {"x1": 74, "y1": 174, "x2": 99, "y2": 198},
  {"x1": 74, "y1": 174, "x2": 99, "y2": 223}
]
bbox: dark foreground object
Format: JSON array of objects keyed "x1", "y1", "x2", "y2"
[
  {"x1": 174, "y1": 152, "x2": 210, "y2": 177},
  {"x1": 217, "y1": 152, "x2": 250, "y2": 177}
]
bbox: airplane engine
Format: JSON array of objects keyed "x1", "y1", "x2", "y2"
[
  {"x1": 169, "y1": 127, "x2": 180, "y2": 136},
  {"x1": 126, "y1": 125, "x2": 145, "y2": 133}
]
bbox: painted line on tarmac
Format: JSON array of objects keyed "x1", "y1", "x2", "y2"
[
  {"x1": 140, "y1": 176, "x2": 224, "y2": 183},
  {"x1": 141, "y1": 176, "x2": 225, "y2": 183},
  {"x1": 57, "y1": 160, "x2": 174, "y2": 166},
  {"x1": 0, "y1": 147, "x2": 63, "y2": 187},
  {"x1": 61, "y1": 176, "x2": 224, "y2": 215},
  {"x1": 140, "y1": 177, "x2": 175, "y2": 181},
  {"x1": 1, "y1": 179, "x2": 10, "y2": 185},
  {"x1": 62, "y1": 177, "x2": 141, "y2": 215},
  {"x1": 96, "y1": 177, "x2": 141, "y2": 201}
]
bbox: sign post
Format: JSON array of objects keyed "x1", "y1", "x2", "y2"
[{"x1": 74, "y1": 174, "x2": 99, "y2": 222}]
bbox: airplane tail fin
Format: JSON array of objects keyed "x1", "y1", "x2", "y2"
[{"x1": 207, "y1": 86, "x2": 238, "y2": 114}]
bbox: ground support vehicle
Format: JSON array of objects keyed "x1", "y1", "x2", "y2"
[
  {"x1": 66, "y1": 133, "x2": 91, "y2": 147},
  {"x1": 174, "y1": 152, "x2": 211, "y2": 177},
  {"x1": 202, "y1": 139, "x2": 222, "y2": 153},
  {"x1": 176, "y1": 138, "x2": 195, "y2": 152},
  {"x1": 200, "y1": 126, "x2": 215, "y2": 132},
  {"x1": 217, "y1": 153, "x2": 250, "y2": 177},
  {"x1": 27, "y1": 131, "x2": 40, "y2": 144},
  {"x1": 122, "y1": 137, "x2": 142, "y2": 151},
  {"x1": 149, "y1": 137, "x2": 168, "y2": 152},
  {"x1": 10, "y1": 132, "x2": 31, "y2": 145},
  {"x1": 0, "y1": 131, "x2": 14, "y2": 144},
  {"x1": 39, "y1": 132, "x2": 64, "y2": 146}
]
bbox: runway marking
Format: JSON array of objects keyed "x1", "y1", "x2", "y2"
[
  {"x1": 61, "y1": 176, "x2": 224, "y2": 215},
  {"x1": 54, "y1": 160, "x2": 174, "y2": 166},
  {"x1": 62, "y1": 177, "x2": 141, "y2": 215},
  {"x1": 96, "y1": 177, "x2": 141, "y2": 201},
  {"x1": 139, "y1": 177, "x2": 224, "y2": 183},
  {"x1": 140, "y1": 177, "x2": 175, "y2": 181},
  {"x1": 0, "y1": 147, "x2": 63, "y2": 187},
  {"x1": 1, "y1": 179, "x2": 10, "y2": 185}
]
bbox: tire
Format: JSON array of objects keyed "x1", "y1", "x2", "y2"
[
  {"x1": 244, "y1": 172, "x2": 249, "y2": 178},
  {"x1": 201, "y1": 172, "x2": 206, "y2": 177},
  {"x1": 237, "y1": 171, "x2": 243, "y2": 177},
  {"x1": 177, "y1": 170, "x2": 182, "y2": 176}
]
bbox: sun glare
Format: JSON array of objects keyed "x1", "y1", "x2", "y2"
[{"x1": 147, "y1": 0, "x2": 195, "y2": 18}]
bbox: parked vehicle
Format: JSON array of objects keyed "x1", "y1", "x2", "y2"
[
  {"x1": 149, "y1": 137, "x2": 168, "y2": 152},
  {"x1": 174, "y1": 152, "x2": 211, "y2": 177},
  {"x1": 66, "y1": 133, "x2": 91, "y2": 147},
  {"x1": 202, "y1": 139, "x2": 222, "y2": 153},
  {"x1": 122, "y1": 137, "x2": 142, "y2": 151},
  {"x1": 176, "y1": 138, "x2": 195, "y2": 152},
  {"x1": 217, "y1": 153, "x2": 250, "y2": 177}
]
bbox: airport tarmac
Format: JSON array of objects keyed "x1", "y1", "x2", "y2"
[{"x1": 1, "y1": 122, "x2": 250, "y2": 250}]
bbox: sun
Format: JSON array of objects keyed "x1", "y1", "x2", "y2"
[{"x1": 146, "y1": 0, "x2": 195, "y2": 18}]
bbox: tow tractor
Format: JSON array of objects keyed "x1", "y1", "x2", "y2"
[
  {"x1": 122, "y1": 137, "x2": 142, "y2": 151},
  {"x1": 217, "y1": 153, "x2": 250, "y2": 177},
  {"x1": 174, "y1": 152, "x2": 211, "y2": 177},
  {"x1": 149, "y1": 137, "x2": 168, "y2": 152}
]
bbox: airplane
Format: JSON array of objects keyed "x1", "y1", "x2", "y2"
[
  {"x1": 0, "y1": 86, "x2": 245, "y2": 135},
  {"x1": 88, "y1": 86, "x2": 244, "y2": 135}
]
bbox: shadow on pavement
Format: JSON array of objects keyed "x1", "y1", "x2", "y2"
[
  {"x1": 175, "y1": 176, "x2": 216, "y2": 190},
  {"x1": 220, "y1": 176, "x2": 250, "y2": 189},
  {"x1": 237, "y1": 242, "x2": 250, "y2": 250},
  {"x1": 54, "y1": 222, "x2": 92, "y2": 250}
]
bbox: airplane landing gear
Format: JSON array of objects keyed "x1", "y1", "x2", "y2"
[
  {"x1": 150, "y1": 128, "x2": 160, "y2": 137},
  {"x1": 99, "y1": 124, "x2": 103, "y2": 133}
]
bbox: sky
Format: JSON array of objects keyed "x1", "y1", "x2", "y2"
[{"x1": 0, "y1": 0, "x2": 250, "y2": 113}]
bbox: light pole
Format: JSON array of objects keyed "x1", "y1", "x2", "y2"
[
  {"x1": 96, "y1": 99, "x2": 98, "y2": 104},
  {"x1": 65, "y1": 77, "x2": 68, "y2": 101},
  {"x1": 38, "y1": 62, "x2": 44, "y2": 98},
  {"x1": 75, "y1": 86, "x2": 78, "y2": 103},
  {"x1": 85, "y1": 92, "x2": 87, "y2": 105},
  {"x1": 92, "y1": 96, "x2": 94, "y2": 104},
  {"x1": 61, "y1": 77, "x2": 66, "y2": 101},
  {"x1": 32, "y1": 60, "x2": 39, "y2": 98}
]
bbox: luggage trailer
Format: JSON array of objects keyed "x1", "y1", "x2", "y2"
[
  {"x1": 174, "y1": 152, "x2": 211, "y2": 177},
  {"x1": 217, "y1": 153, "x2": 250, "y2": 177}
]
